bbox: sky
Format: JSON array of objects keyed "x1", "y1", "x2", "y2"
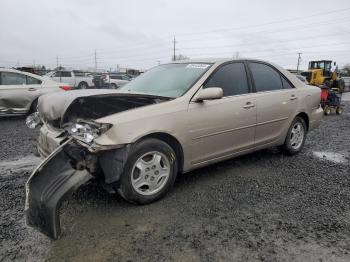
[{"x1": 1, "y1": 0, "x2": 350, "y2": 71}]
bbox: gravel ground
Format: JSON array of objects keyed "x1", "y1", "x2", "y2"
[{"x1": 0, "y1": 99, "x2": 349, "y2": 262}]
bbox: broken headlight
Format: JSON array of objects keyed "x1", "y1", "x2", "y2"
[
  {"x1": 26, "y1": 112, "x2": 42, "y2": 129},
  {"x1": 66, "y1": 120, "x2": 112, "y2": 144}
]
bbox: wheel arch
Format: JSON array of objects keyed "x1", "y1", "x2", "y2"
[
  {"x1": 296, "y1": 112, "x2": 309, "y2": 131},
  {"x1": 137, "y1": 132, "x2": 184, "y2": 174},
  {"x1": 28, "y1": 97, "x2": 39, "y2": 114},
  {"x1": 78, "y1": 81, "x2": 88, "y2": 88}
]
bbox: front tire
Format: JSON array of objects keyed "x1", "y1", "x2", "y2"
[
  {"x1": 281, "y1": 116, "x2": 307, "y2": 155},
  {"x1": 117, "y1": 138, "x2": 178, "y2": 204},
  {"x1": 324, "y1": 106, "x2": 331, "y2": 115}
]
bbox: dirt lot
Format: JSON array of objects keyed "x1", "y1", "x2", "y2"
[{"x1": 1, "y1": 98, "x2": 350, "y2": 262}]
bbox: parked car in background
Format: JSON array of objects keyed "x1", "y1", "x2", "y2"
[
  {"x1": 110, "y1": 73, "x2": 133, "y2": 81},
  {"x1": 296, "y1": 74, "x2": 308, "y2": 84},
  {"x1": 25, "y1": 58, "x2": 323, "y2": 239},
  {"x1": 342, "y1": 76, "x2": 350, "y2": 92},
  {"x1": 106, "y1": 73, "x2": 130, "y2": 88},
  {"x1": 0, "y1": 68, "x2": 70, "y2": 116},
  {"x1": 92, "y1": 73, "x2": 130, "y2": 89},
  {"x1": 46, "y1": 70, "x2": 93, "y2": 89}
]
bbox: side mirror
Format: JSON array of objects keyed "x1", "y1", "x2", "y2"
[{"x1": 194, "y1": 87, "x2": 223, "y2": 102}]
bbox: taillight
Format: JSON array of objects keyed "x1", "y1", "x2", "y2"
[{"x1": 60, "y1": 85, "x2": 71, "y2": 91}]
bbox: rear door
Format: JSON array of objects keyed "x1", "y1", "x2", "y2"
[
  {"x1": 188, "y1": 62, "x2": 257, "y2": 165},
  {"x1": 60, "y1": 71, "x2": 75, "y2": 86},
  {"x1": 52, "y1": 71, "x2": 75, "y2": 86},
  {"x1": 247, "y1": 62, "x2": 298, "y2": 146},
  {"x1": 0, "y1": 71, "x2": 42, "y2": 115}
]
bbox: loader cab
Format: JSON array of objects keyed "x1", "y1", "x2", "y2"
[{"x1": 308, "y1": 60, "x2": 332, "y2": 78}]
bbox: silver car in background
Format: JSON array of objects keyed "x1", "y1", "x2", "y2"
[{"x1": 0, "y1": 68, "x2": 71, "y2": 116}]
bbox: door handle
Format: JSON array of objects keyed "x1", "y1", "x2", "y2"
[
  {"x1": 243, "y1": 102, "x2": 255, "y2": 109},
  {"x1": 290, "y1": 95, "x2": 298, "y2": 100},
  {"x1": 28, "y1": 88, "x2": 37, "y2": 91}
]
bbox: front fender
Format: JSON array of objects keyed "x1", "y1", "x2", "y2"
[{"x1": 25, "y1": 139, "x2": 93, "y2": 239}]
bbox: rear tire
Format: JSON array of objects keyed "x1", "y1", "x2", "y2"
[
  {"x1": 336, "y1": 107, "x2": 343, "y2": 115},
  {"x1": 110, "y1": 83, "x2": 118, "y2": 89},
  {"x1": 281, "y1": 116, "x2": 307, "y2": 155},
  {"x1": 117, "y1": 138, "x2": 178, "y2": 205},
  {"x1": 78, "y1": 82, "x2": 88, "y2": 89}
]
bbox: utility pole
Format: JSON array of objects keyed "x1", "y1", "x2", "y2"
[
  {"x1": 173, "y1": 36, "x2": 176, "y2": 61},
  {"x1": 94, "y1": 49, "x2": 97, "y2": 72},
  {"x1": 297, "y1": 53, "x2": 302, "y2": 74},
  {"x1": 56, "y1": 56, "x2": 59, "y2": 69}
]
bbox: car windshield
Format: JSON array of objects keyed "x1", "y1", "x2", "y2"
[{"x1": 119, "y1": 63, "x2": 212, "y2": 98}]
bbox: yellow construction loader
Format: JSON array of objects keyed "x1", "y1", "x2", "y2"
[{"x1": 301, "y1": 60, "x2": 345, "y2": 92}]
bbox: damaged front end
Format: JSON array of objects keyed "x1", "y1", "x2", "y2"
[
  {"x1": 25, "y1": 139, "x2": 93, "y2": 239},
  {"x1": 25, "y1": 136, "x2": 130, "y2": 239},
  {"x1": 25, "y1": 92, "x2": 168, "y2": 239},
  {"x1": 25, "y1": 129, "x2": 132, "y2": 239}
]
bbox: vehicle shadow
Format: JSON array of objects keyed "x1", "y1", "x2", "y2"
[{"x1": 70, "y1": 147, "x2": 283, "y2": 208}]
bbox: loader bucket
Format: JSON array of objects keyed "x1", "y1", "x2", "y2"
[{"x1": 25, "y1": 139, "x2": 92, "y2": 239}]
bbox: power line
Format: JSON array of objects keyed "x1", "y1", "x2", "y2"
[
  {"x1": 19, "y1": 7, "x2": 350, "y2": 64},
  {"x1": 174, "y1": 6, "x2": 350, "y2": 38}
]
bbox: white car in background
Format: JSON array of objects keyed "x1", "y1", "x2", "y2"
[
  {"x1": 0, "y1": 68, "x2": 71, "y2": 116},
  {"x1": 46, "y1": 70, "x2": 94, "y2": 89},
  {"x1": 106, "y1": 73, "x2": 130, "y2": 88}
]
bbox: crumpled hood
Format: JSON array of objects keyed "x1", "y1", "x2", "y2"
[
  {"x1": 38, "y1": 89, "x2": 122, "y2": 121},
  {"x1": 37, "y1": 89, "x2": 170, "y2": 128}
]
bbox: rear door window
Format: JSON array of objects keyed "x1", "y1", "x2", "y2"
[
  {"x1": 26, "y1": 76, "x2": 42, "y2": 85},
  {"x1": 249, "y1": 62, "x2": 283, "y2": 92},
  {"x1": 204, "y1": 62, "x2": 249, "y2": 96}
]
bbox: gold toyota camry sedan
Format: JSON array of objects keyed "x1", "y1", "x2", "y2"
[{"x1": 25, "y1": 58, "x2": 323, "y2": 238}]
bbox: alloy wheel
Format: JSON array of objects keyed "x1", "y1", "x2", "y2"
[
  {"x1": 290, "y1": 122, "x2": 304, "y2": 150},
  {"x1": 131, "y1": 151, "x2": 170, "y2": 196}
]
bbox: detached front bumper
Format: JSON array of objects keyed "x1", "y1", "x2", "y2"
[{"x1": 25, "y1": 139, "x2": 93, "y2": 239}]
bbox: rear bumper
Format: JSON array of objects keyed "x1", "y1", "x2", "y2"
[{"x1": 309, "y1": 106, "x2": 323, "y2": 131}]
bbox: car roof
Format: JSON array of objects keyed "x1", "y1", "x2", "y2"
[
  {"x1": 171, "y1": 57, "x2": 274, "y2": 65},
  {"x1": 0, "y1": 68, "x2": 43, "y2": 79}
]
